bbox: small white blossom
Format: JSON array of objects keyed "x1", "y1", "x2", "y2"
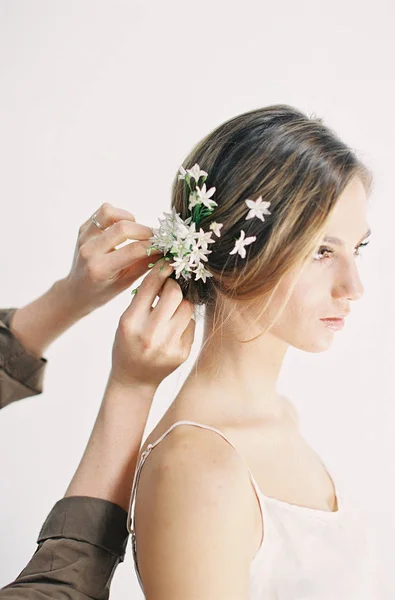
[
  {"x1": 178, "y1": 163, "x2": 208, "y2": 182},
  {"x1": 178, "y1": 165, "x2": 187, "y2": 180},
  {"x1": 196, "y1": 184, "x2": 217, "y2": 209},
  {"x1": 229, "y1": 230, "x2": 257, "y2": 259},
  {"x1": 194, "y1": 262, "x2": 213, "y2": 283},
  {"x1": 170, "y1": 254, "x2": 192, "y2": 278},
  {"x1": 188, "y1": 184, "x2": 217, "y2": 211},
  {"x1": 188, "y1": 190, "x2": 201, "y2": 211},
  {"x1": 245, "y1": 196, "x2": 271, "y2": 222},
  {"x1": 170, "y1": 237, "x2": 193, "y2": 256},
  {"x1": 209, "y1": 221, "x2": 223, "y2": 237},
  {"x1": 187, "y1": 163, "x2": 208, "y2": 182},
  {"x1": 189, "y1": 242, "x2": 212, "y2": 266},
  {"x1": 195, "y1": 227, "x2": 216, "y2": 251}
]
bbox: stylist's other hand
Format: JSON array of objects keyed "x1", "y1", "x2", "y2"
[
  {"x1": 110, "y1": 260, "x2": 196, "y2": 390},
  {"x1": 63, "y1": 203, "x2": 162, "y2": 317},
  {"x1": 64, "y1": 260, "x2": 195, "y2": 508}
]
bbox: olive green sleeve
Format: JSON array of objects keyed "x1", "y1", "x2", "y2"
[
  {"x1": 0, "y1": 496, "x2": 129, "y2": 600},
  {"x1": 0, "y1": 309, "x2": 47, "y2": 409}
]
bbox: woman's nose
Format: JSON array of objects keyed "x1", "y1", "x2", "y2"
[{"x1": 334, "y1": 260, "x2": 365, "y2": 301}]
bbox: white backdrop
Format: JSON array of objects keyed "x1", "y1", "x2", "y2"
[{"x1": 0, "y1": 1, "x2": 394, "y2": 597}]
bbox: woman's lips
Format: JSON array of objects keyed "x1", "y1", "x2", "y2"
[{"x1": 320, "y1": 318, "x2": 345, "y2": 331}]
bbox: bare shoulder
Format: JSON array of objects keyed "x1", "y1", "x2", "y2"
[
  {"x1": 136, "y1": 423, "x2": 256, "y2": 517},
  {"x1": 134, "y1": 424, "x2": 257, "y2": 599}
]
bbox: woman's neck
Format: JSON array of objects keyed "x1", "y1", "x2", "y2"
[{"x1": 180, "y1": 312, "x2": 290, "y2": 422}]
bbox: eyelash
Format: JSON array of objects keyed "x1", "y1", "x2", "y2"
[{"x1": 313, "y1": 241, "x2": 370, "y2": 262}]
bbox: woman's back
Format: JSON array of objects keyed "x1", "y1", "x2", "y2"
[{"x1": 127, "y1": 407, "x2": 379, "y2": 598}]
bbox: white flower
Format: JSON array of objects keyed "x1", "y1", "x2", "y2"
[
  {"x1": 187, "y1": 163, "x2": 208, "y2": 182},
  {"x1": 194, "y1": 262, "x2": 213, "y2": 283},
  {"x1": 188, "y1": 190, "x2": 201, "y2": 211},
  {"x1": 195, "y1": 227, "x2": 216, "y2": 251},
  {"x1": 196, "y1": 183, "x2": 217, "y2": 209},
  {"x1": 189, "y1": 242, "x2": 212, "y2": 266},
  {"x1": 170, "y1": 237, "x2": 193, "y2": 256},
  {"x1": 170, "y1": 254, "x2": 192, "y2": 278},
  {"x1": 178, "y1": 163, "x2": 208, "y2": 182},
  {"x1": 229, "y1": 230, "x2": 257, "y2": 259},
  {"x1": 209, "y1": 221, "x2": 223, "y2": 237},
  {"x1": 178, "y1": 165, "x2": 187, "y2": 180},
  {"x1": 245, "y1": 196, "x2": 271, "y2": 222},
  {"x1": 188, "y1": 184, "x2": 217, "y2": 211}
]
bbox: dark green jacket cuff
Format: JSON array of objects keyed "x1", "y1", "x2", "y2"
[
  {"x1": 0, "y1": 496, "x2": 129, "y2": 600},
  {"x1": 0, "y1": 308, "x2": 47, "y2": 409},
  {"x1": 37, "y1": 496, "x2": 129, "y2": 559}
]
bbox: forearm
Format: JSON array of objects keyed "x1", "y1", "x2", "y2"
[
  {"x1": 65, "y1": 375, "x2": 156, "y2": 511},
  {"x1": 8, "y1": 278, "x2": 89, "y2": 358}
]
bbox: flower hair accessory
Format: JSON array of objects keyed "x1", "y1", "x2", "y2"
[{"x1": 131, "y1": 163, "x2": 271, "y2": 295}]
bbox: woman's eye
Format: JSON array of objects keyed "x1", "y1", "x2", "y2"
[
  {"x1": 354, "y1": 241, "x2": 370, "y2": 258},
  {"x1": 313, "y1": 240, "x2": 370, "y2": 262},
  {"x1": 312, "y1": 247, "x2": 333, "y2": 261}
]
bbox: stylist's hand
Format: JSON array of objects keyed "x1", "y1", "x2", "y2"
[
  {"x1": 64, "y1": 203, "x2": 163, "y2": 317},
  {"x1": 65, "y1": 259, "x2": 195, "y2": 508},
  {"x1": 110, "y1": 260, "x2": 196, "y2": 389},
  {"x1": 9, "y1": 203, "x2": 164, "y2": 359}
]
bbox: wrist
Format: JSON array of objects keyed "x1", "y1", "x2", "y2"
[
  {"x1": 53, "y1": 277, "x2": 92, "y2": 320},
  {"x1": 105, "y1": 373, "x2": 158, "y2": 405},
  {"x1": 9, "y1": 279, "x2": 89, "y2": 358}
]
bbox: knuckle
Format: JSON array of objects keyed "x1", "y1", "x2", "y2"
[
  {"x1": 100, "y1": 202, "x2": 112, "y2": 218},
  {"x1": 139, "y1": 332, "x2": 156, "y2": 352},
  {"x1": 79, "y1": 243, "x2": 91, "y2": 261},
  {"x1": 113, "y1": 219, "x2": 129, "y2": 236},
  {"x1": 118, "y1": 314, "x2": 135, "y2": 335}
]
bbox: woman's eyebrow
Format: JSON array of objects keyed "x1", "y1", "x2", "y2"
[{"x1": 323, "y1": 228, "x2": 371, "y2": 247}]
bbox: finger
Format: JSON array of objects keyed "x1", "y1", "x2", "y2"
[
  {"x1": 80, "y1": 203, "x2": 136, "y2": 243},
  {"x1": 125, "y1": 260, "x2": 175, "y2": 321},
  {"x1": 115, "y1": 248, "x2": 164, "y2": 285},
  {"x1": 88, "y1": 221, "x2": 156, "y2": 255},
  {"x1": 149, "y1": 277, "x2": 184, "y2": 327},
  {"x1": 179, "y1": 317, "x2": 196, "y2": 358},
  {"x1": 169, "y1": 299, "x2": 196, "y2": 340},
  {"x1": 105, "y1": 239, "x2": 163, "y2": 275}
]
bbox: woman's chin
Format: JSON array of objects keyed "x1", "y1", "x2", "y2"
[{"x1": 292, "y1": 333, "x2": 335, "y2": 354}]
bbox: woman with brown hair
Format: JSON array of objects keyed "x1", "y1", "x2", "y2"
[{"x1": 128, "y1": 104, "x2": 378, "y2": 598}]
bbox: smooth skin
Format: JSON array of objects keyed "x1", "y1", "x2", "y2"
[{"x1": 133, "y1": 175, "x2": 371, "y2": 600}]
